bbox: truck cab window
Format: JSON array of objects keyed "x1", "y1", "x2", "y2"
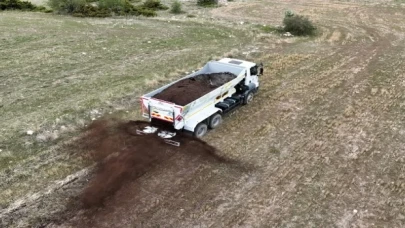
[{"x1": 250, "y1": 66, "x2": 258, "y2": 76}]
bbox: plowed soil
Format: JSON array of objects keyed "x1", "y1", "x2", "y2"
[
  {"x1": 75, "y1": 118, "x2": 228, "y2": 209},
  {"x1": 152, "y1": 72, "x2": 236, "y2": 105}
]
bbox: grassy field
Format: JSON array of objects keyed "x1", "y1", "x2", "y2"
[
  {"x1": 2, "y1": 0, "x2": 405, "y2": 227},
  {"x1": 0, "y1": 10, "x2": 252, "y2": 216}
]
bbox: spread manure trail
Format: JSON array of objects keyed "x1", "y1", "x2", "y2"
[{"x1": 77, "y1": 117, "x2": 226, "y2": 208}]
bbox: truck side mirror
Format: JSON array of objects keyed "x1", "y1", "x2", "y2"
[{"x1": 258, "y1": 63, "x2": 264, "y2": 76}]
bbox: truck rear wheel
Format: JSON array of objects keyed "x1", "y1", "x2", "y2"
[
  {"x1": 194, "y1": 122, "x2": 208, "y2": 138},
  {"x1": 209, "y1": 113, "x2": 222, "y2": 129}
]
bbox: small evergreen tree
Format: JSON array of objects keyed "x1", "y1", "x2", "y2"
[{"x1": 170, "y1": 0, "x2": 182, "y2": 14}]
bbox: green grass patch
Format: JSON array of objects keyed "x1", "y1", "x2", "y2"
[{"x1": 255, "y1": 24, "x2": 283, "y2": 34}]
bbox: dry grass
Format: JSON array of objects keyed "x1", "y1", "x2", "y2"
[
  {"x1": 3, "y1": 0, "x2": 405, "y2": 227},
  {"x1": 0, "y1": 11, "x2": 252, "y2": 219},
  {"x1": 61, "y1": 1, "x2": 404, "y2": 227}
]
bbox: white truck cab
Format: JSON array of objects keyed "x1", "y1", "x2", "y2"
[{"x1": 218, "y1": 58, "x2": 261, "y2": 90}]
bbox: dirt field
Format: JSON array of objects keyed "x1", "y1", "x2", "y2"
[{"x1": 2, "y1": 0, "x2": 405, "y2": 227}]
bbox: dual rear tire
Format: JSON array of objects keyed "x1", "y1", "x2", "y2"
[
  {"x1": 194, "y1": 122, "x2": 208, "y2": 138},
  {"x1": 193, "y1": 113, "x2": 222, "y2": 138},
  {"x1": 193, "y1": 90, "x2": 255, "y2": 138}
]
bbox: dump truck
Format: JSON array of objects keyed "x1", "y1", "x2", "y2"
[{"x1": 137, "y1": 58, "x2": 263, "y2": 146}]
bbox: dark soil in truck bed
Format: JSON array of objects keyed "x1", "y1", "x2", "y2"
[{"x1": 152, "y1": 72, "x2": 237, "y2": 106}]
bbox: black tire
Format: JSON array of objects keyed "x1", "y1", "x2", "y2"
[
  {"x1": 209, "y1": 113, "x2": 222, "y2": 129},
  {"x1": 194, "y1": 122, "x2": 208, "y2": 138},
  {"x1": 243, "y1": 90, "x2": 254, "y2": 105}
]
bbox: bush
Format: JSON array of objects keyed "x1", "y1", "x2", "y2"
[
  {"x1": 0, "y1": 0, "x2": 48, "y2": 11},
  {"x1": 99, "y1": 0, "x2": 157, "y2": 16},
  {"x1": 48, "y1": 0, "x2": 157, "y2": 17},
  {"x1": 133, "y1": 5, "x2": 156, "y2": 16},
  {"x1": 72, "y1": 4, "x2": 110, "y2": 17},
  {"x1": 142, "y1": 0, "x2": 167, "y2": 10},
  {"x1": 47, "y1": 0, "x2": 86, "y2": 13},
  {"x1": 197, "y1": 0, "x2": 217, "y2": 7},
  {"x1": 282, "y1": 13, "x2": 316, "y2": 36},
  {"x1": 170, "y1": 0, "x2": 182, "y2": 14},
  {"x1": 98, "y1": 0, "x2": 126, "y2": 11}
]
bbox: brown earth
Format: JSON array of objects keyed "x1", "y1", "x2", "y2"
[
  {"x1": 75, "y1": 118, "x2": 230, "y2": 210},
  {"x1": 152, "y1": 72, "x2": 236, "y2": 105}
]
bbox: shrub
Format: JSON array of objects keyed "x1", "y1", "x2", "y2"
[
  {"x1": 197, "y1": 0, "x2": 217, "y2": 7},
  {"x1": 72, "y1": 4, "x2": 110, "y2": 17},
  {"x1": 47, "y1": 0, "x2": 87, "y2": 13},
  {"x1": 100, "y1": 0, "x2": 157, "y2": 16},
  {"x1": 133, "y1": 5, "x2": 156, "y2": 16},
  {"x1": 0, "y1": 0, "x2": 35, "y2": 10},
  {"x1": 0, "y1": 0, "x2": 49, "y2": 11},
  {"x1": 142, "y1": 0, "x2": 167, "y2": 10},
  {"x1": 170, "y1": 0, "x2": 182, "y2": 14},
  {"x1": 98, "y1": 0, "x2": 138, "y2": 14},
  {"x1": 98, "y1": 0, "x2": 126, "y2": 10},
  {"x1": 282, "y1": 13, "x2": 316, "y2": 36},
  {"x1": 285, "y1": 9, "x2": 294, "y2": 18},
  {"x1": 48, "y1": 0, "x2": 157, "y2": 17}
]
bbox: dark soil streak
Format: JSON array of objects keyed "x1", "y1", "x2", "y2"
[{"x1": 77, "y1": 118, "x2": 228, "y2": 209}]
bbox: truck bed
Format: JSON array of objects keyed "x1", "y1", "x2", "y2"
[
  {"x1": 152, "y1": 72, "x2": 236, "y2": 106},
  {"x1": 140, "y1": 60, "x2": 247, "y2": 127}
]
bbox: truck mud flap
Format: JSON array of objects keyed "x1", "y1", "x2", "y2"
[{"x1": 164, "y1": 139, "x2": 180, "y2": 147}]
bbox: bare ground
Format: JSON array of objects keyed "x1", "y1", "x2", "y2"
[{"x1": 3, "y1": 0, "x2": 405, "y2": 227}]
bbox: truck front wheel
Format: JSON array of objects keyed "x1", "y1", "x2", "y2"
[
  {"x1": 194, "y1": 122, "x2": 208, "y2": 138},
  {"x1": 243, "y1": 90, "x2": 254, "y2": 105},
  {"x1": 209, "y1": 113, "x2": 222, "y2": 129}
]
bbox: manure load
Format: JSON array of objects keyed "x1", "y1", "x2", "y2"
[{"x1": 152, "y1": 72, "x2": 237, "y2": 106}]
